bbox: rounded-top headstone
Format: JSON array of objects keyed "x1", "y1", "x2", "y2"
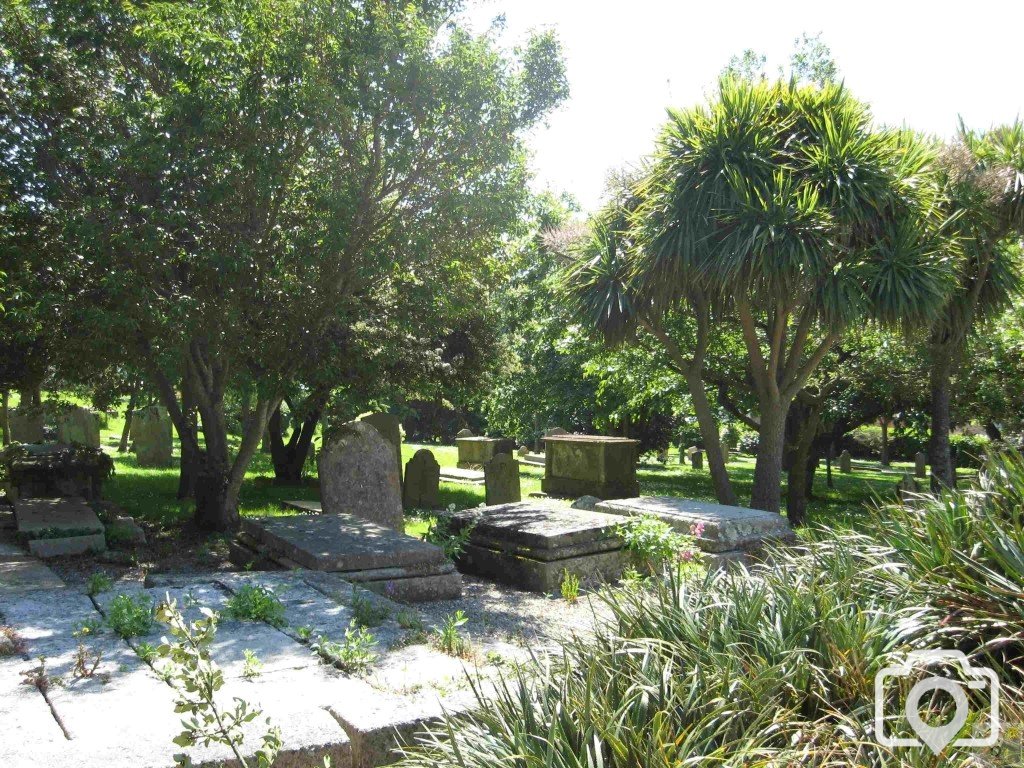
[
  {"x1": 359, "y1": 412, "x2": 403, "y2": 482},
  {"x1": 56, "y1": 406, "x2": 101, "y2": 448},
  {"x1": 914, "y1": 451, "x2": 928, "y2": 479},
  {"x1": 319, "y1": 420, "x2": 403, "y2": 530},
  {"x1": 403, "y1": 448, "x2": 440, "y2": 510},
  {"x1": 456, "y1": 428, "x2": 474, "y2": 438},
  {"x1": 483, "y1": 453, "x2": 521, "y2": 505},
  {"x1": 132, "y1": 405, "x2": 173, "y2": 467}
]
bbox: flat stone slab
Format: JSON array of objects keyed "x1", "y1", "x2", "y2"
[
  {"x1": 14, "y1": 497, "x2": 104, "y2": 538},
  {"x1": 0, "y1": 555, "x2": 65, "y2": 593},
  {"x1": 439, "y1": 467, "x2": 485, "y2": 485},
  {"x1": 241, "y1": 513, "x2": 448, "y2": 573},
  {"x1": 446, "y1": 502, "x2": 624, "y2": 560},
  {"x1": 594, "y1": 496, "x2": 795, "y2": 553},
  {"x1": 28, "y1": 533, "x2": 106, "y2": 558},
  {"x1": 283, "y1": 499, "x2": 325, "y2": 513}
]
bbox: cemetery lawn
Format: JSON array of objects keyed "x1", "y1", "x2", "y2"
[{"x1": 97, "y1": 407, "x2": 973, "y2": 538}]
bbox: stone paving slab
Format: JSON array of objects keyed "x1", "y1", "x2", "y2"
[
  {"x1": 595, "y1": 496, "x2": 795, "y2": 553},
  {"x1": 28, "y1": 532, "x2": 107, "y2": 558},
  {"x1": 14, "y1": 496, "x2": 104, "y2": 537},
  {"x1": 0, "y1": 555, "x2": 65, "y2": 593}
]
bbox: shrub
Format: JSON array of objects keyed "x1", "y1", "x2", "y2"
[
  {"x1": 559, "y1": 570, "x2": 580, "y2": 604},
  {"x1": 736, "y1": 431, "x2": 759, "y2": 455},
  {"x1": 950, "y1": 432, "x2": 990, "y2": 468},
  {"x1": 424, "y1": 512, "x2": 475, "y2": 561},
  {"x1": 107, "y1": 594, "x2": 154, "y2": 638},
  {"x1": 616, "y1": 514, "x2": 703, "y2": 575},
  {"x1": 224, "y1": 585, "x2": 286, "y2": 628}
]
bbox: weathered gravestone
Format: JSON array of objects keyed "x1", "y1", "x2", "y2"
[
  {"x1": 56, "y1": 406, "x2": 101, "y2": 448},
  {"x1": 132, "y1": 406, "x2": 173, "y2": 467},
  {"x1": 914, "y1": 452, "x2": 927, "y2": 479},
  {"x1": 689, "y1": 449, "x2": 704, "y2": 470},
  {"x1": 517, "y1": 445, "x2": 530, "y2": 457},
  {"x1": 456, "y1": 428, "x2": 474, "y2": 439},
  {"x1": 319, "y1": 421, "x2": 403, "y2": 531},
  {"x1": 359, "y1": 412, "x2": 403, "y2": 483},
  {"x1": 839, "y1": 450, "x2": 852, "y2": 473},
  {"x1": 456, "y1": 436, "x2": 515, "y2": 468},
  {"x1": 403, "y1": 449, "x2": 440, "y2": 510},
  {"x1": 484, "y1": 453, "x2": 521, "y2": 505},
  {"x1": 9, "y1": 406, "x2": 45, "y2": 444},
  {"x1": 897, "y1": 473, "x2": 920, "y2": 502},
  {"x1": 542, "y1": 434, "x2": 639, "y2": 499}
]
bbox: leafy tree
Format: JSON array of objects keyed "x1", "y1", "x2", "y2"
[
  {"x1": 2, "y1": 0, "x2": 567, "y2": 529},
  {"x1": 575, "y1": 79, "x2": 951, "y2": 519},
  {"x1": 721, "y1": 49, "x2": 766, "y2": 81},
  {"x1": 788, "y1": 33, "x2": 839, "y2": 86},
  {"x1": 926, "y1": 127, "x2": 1024, "y2": 487}
]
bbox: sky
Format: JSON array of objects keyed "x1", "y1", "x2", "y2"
[{"x1": 459, "y1": 0, "x2": 1024, "y2": 212}]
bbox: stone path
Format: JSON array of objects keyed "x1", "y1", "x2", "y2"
[{"x1": 0, "y1": 550, "x2": 551, "y2": 768}]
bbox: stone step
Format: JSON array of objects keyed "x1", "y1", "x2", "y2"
[{"x1": 14, "y1": 497, "x2": 106, "y2": 558}]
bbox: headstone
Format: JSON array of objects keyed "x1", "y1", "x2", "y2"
[
  {"x1": 839, "y1": 450, "x2": 852, "y2": 473},
  {"x1": 403, "y1": 449, "x2": 440, "y2": 510},
  {"x1": 517, "y1": 445, "x2": 530, "y2": 458},
  {"x1": 690, "y1": 449, "x2": 704, "y2": 470},
  {"x1": 914, "y1": 452, "x2": 927, "y2": 479},
  {"x1": 9, "y1": 406, "x2": 45, "y2": 444},
  {"x1": 319, "y1": 421, "x2": 403, "y2": 531},
  {"x1": 359, "y1": 412, "x2": 403, "y2": 483},
  {"x1": 544, "y1": 427, "x2": 568, "y2": 438},
  {"x1": 721, "y1": 446, "x2": 730, "y2": 466},
  {"x1": 657, "y1": 449, "x2": 668, "y2": 464},
  {"x1": 570, "y1": 495, "x2": 601, "y2": 511},
  {"x1": 897, "y1": 473, "x2": 919, "y2": 502},
  {"x1": 456, "y1": 436, "x2": 514, "y2": 468},
  {"x1": 132, "y1": 406, "x2": 173, "y2": 467},
  {"x1": 483, "y1": 453, "x2": 521, "y2": 505},
  {"x1": 56, "y1": 406, "x2": 101, "y2": 448},
  {"x1": 456, "y1": 428, "x2": 474, "y2": 438}
]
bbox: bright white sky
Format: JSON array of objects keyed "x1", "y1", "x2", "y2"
[{"x1": 460, "y1": 0, "x2": 1024, "y2": 212}]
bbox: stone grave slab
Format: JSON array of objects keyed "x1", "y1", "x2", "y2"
[
  {"x1": 0, "y1": 555, "x2": 65, "y2": 593},
  {"x1": 237, "y1": 513, "x2": 461, "y2": 602},
  {"x1": 14, "y1": 496, "x2": 106, "y2": 558},
  {"x1": 594, "y1": 496, "x2": 796, "y2": 565},
  {"x1": 438, "y1": 466, "x2": 485, "y2": 485},
  {"x1": 456, "y1": 436, "x2": 515, "y2": 468},
  {"x1": 445, "y1": 502, "x2": 626, "y2": 592},
  {"x1": 541, "y1": 434, "x2": 640, "y2": 499}
]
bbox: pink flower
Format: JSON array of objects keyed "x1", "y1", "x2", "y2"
[
  {"x1": 690, "y1": 521, "x2": 706, "y2": 538},
  {"x1": 678, "y1": 549, "x2": 695, "y2": 562}
]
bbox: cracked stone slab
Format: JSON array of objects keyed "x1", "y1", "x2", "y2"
[
  {"x1": 0, "y1": 556, "x2": 65, "y2": 593},
  {"x1": 241, "y1": 513, "x2": 448, "y2": 573},
  {"x1": 14, "y1": 497, "x2": 104, "y2": 538},
  {"x1": 594, "y1": 496, "x2": 795, "y2": 553}
]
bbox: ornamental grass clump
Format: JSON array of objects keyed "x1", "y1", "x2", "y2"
[{"x1": 396, "y1": 451, "x2": 1024, "y2": 767}]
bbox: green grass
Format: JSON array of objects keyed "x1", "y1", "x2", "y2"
[{"x1": 80, "y1": 408, "x2": 973, "y2": 534}]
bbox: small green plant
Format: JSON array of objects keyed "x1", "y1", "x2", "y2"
[
  {"x1": 310, "y1": 621, "x2": 378, "y2": 674},
  {"x1": 224, "y1": 584, "x2": 286, "y2": 628},
  {"x1": 74, "y1": 618, "x2": 104, "y2": 637},
  {"x1": 617, "y1": 514, "x2": 702, "y2": 575},
  {"x1": 560, "y1": 569, "x2": 580, "y2": 604},
  {"x1": 396, "y1": 610, "x2": 424, "y2": 631},
  {"x1": 137, "y1": 642, "x2": 158, "y2": 663},
  {"x1": 86, "y1": 572, "x2": 113, "y2": 596},
  {"x1": 0, "y1": 626, "x2": 25, "y2": 656},
  {"x1": 20, "y1": 656, "x2": 61, "y2": 692},
  {"x1": 295, "y1": 625, "x2": 313, "y2": 642},
  {"x1": 156, "y1": 599, "x2": 282, "y2": 768},
  {"x1": 434, "y1": 610, "x2": 471, "y2": 658},
  {"x1": 241, "y1": 649, "x2": 263, "y2": 680},
  {"x1": 424, "y1": 514, "x2": 476, "y2": 561},
  {"x1": 107, "y1": 594, "x2": 154, "y2": 638},
  {"x1": 351, "y1": 588, "x2": 389, "y2": 628},
  {"x1": 72, "y1": 642, "x2": 103, "y2": 679}
]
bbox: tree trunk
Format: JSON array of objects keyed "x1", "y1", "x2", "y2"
[
  {"x1": 177, "y1": 375, "x2": 199, "y2": 499},
  {"x1": 879, "y1": 418, "x2": 890, "y2": 467},
  {"x1": 984, "y1": 421, "x2": 1002, "y2": 442},
  {"x1": 784, "y1": 399, "x2": 822, "y2": 527},
  {"x1": 118, "y1": 383, "x2": 139, "y2": 452},
  {"x1": 928, "y1": 350, "x2": 955, "y2": 490},
  {"x1": 752, "y1": 398, "x2": 788, "y2": 514},
  {"x1": 685, "y1": 369, "x2": 737, "y2": 506},
  {"x1": 1, "y1": 390, "x2": 9, "y2": 446},
  {"x1": 269, "y1": 401, "x2": 322, "y2": 485}
]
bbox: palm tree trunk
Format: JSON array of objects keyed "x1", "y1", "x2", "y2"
[
  {"x1": 752, "y1": 397, "x2": 788, "y2": 513},
  {"x1": 928, "y1": 349, "x2": 956, "y2": 489},
  {"x1": 685, "y1": 369, "x2": 736, "y2": 506}
]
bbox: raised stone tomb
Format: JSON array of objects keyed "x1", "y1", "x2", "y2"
[
  {"x1": 541, "y1": 434, "x2": 639, "y2": 500},
  {"x1": 455, "y1": 436, "x2": 515, "y2": 468},
  {"x1": 14, "y1": 496, "x2": 106, "y2": 558},
  {"x1": 237, "y1": 511, "x2": 461, "y2": 602},
  {"x1": 595, "y1": 496, "x2": 795, "y2": 568},
  {"x1": 445, "y1": 501, "x2": 625, "y2": 592}
]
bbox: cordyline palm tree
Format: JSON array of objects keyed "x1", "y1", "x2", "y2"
[
  {"x1": 927, "y1": 124, "x2": 1024, "y2": 489},
  {"x1": 567, "y1": 194, "x2": 737, "y2": 506},
  {"x1": 573, "y1": 78, "x2": 954, "y2": 519}
]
